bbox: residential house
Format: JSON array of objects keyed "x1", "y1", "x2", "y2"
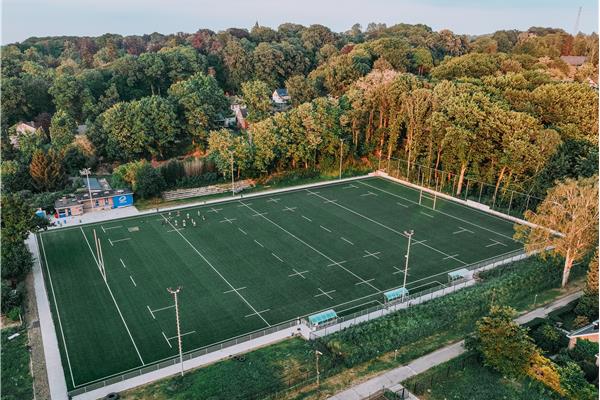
[
  {"x1": 567, "y1": 320, "x2": 599, "y2": 349},
  {"x1": 10, "y1": 121, "x2": 37, "y2": 148},
  {"x1": 272, "y1": 89, "x2": 291, "y2": 104}
]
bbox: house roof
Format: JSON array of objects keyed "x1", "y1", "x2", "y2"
[
  {"x1": 274, "y1": 88, "x2": 289, "y2": 97},
  {"x1": 568, "y1": 320, "x2": 599, "y2": 338},
  {"x1": 560, "y1": 55, "x2": 588, "y2": 66}
]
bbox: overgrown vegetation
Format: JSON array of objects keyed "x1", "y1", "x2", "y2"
[{"x1": 1, "y1": 327, "x2": 33, "y2": 400}]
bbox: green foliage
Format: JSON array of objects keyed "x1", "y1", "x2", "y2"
[
  {"x1": 531, "y1": 323, "x2": 568, "y2": 355},
  {"x1": 241, "y1": 80, "x2": 272, "y2": 122},
  {"x1": 431, "y1": 53, "x2": 504, "y2": 80},
  {"x1": 558, "y1": 362, "x2": 598, "y2": 400},
  {"x1": 0, "y1": 280, "x2": 25, "y2": 314},
  {"x1": 133, "y1": 163, "x2": 166, "y2": 199},
  {"x1": 0, "y1": 241, "x2": 34, "y2": 282},
  {"x1": 1, "y1": 328, "x2": 33, "y2": 400},
  {"x1": 158, "y1": 160, "x2": 186, "y2": 187},
  {"x1": 49, "y1": 109, "x2": 76, "y2": 149}
]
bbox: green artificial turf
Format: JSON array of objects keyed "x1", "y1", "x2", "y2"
[{"x1": 38, "y1": 177, "x2": 522, "y2": 390}]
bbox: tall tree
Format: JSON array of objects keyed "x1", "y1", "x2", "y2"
[
  {"x1": 241, "y1": 80, "x2": 272, "y2": 122},
  {"x1": 49, "y1": 109, "x2": 77, "y2": 149},
  {"x1": 515, "y1": 176, "x2": 599, "y2": 287}
]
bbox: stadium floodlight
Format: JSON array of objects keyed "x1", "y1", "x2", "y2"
[
  {"x1": 80, "y1": 168, "x2": 94, "y2": 210},
  {"x1": 167, "y1": 286, "x2": 184, "y2": 376},
  {"x1": 338, "y1": 138, "x2": 345, "y2": 180},
  {"x1": 315, "y1": 350, "x2": 323, "y2": 387},
  {"x1": 402, "y1": 230, "x2": 414, "y2": 301}
]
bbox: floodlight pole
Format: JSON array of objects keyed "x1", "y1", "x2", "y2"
[
  {"x1": 338, "y1": 139, "x2": 344, "y2": 180},
  {"x1": 230, "y1": 151, "x2": 235, "y2": 196},
  {"x1": 402, "y1": 230, "x2": 414, "y2": 301},
  {"x1": 315, "y1": 350, "x2": 323, "y2": 388},
  {"x1": 168, "y1": 287, "x2": 184, "y2": 376},
  {"x1": 80, "y1": 168, "x2": 94, "y2": 211}
]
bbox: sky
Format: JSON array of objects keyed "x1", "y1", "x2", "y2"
[{"x1": 2, "y1": 0, "x2": 598, "y2": 44}]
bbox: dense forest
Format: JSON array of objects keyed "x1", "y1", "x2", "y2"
[{"x1": 1, "y1": 22, "x2": 598, "y2": 203}]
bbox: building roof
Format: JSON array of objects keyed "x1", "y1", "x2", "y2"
[
  {"x1": 274, "y1": 88, "x2": 289, "y2": 97},
  {"x1": 568, "y1": 320, "x2": 599, "y2": 338},
  {"x1": 54, "y1": 189, "x2": 133, "y2": 209},
  {"x1": 560, "y1": 55, "x2": 588, "y2": 66}
]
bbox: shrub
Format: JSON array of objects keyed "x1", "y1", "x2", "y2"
[
  {"x1": 1, "y1": 280, "x2": 25, "y2": 314},
  {"x1": 134, "y1": 163, "x2": 166, "y2": 199},
  {"x1": 532, "y1": 323, "x2": 568, "y2": 355},
  {"x1": 558, "y1": 361, "x2": 598, "y2": 400}
]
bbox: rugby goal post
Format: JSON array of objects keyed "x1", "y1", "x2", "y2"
[
  {"x1": 418, "y1": 189, "x2": 437, "y2": 210},
  {"x1": 93, "y1": 229, "x2": 107, "y2": 282}
]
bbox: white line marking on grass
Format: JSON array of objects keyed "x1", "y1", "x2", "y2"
[
  {"x1": 120, "y1": 258, "x2": 127, "y2": 269},
  {"x1": 219, "y1": 217, "x2": 237, "y2": 224},
  {"x1": 40, "y1": 235, "x2": 76, "y2": 388},
  {"x1": 306, "y1": 190, "x2": 320, "y2": 196},
  {"x1": 314, "y1": 288, "x2": 336, "y2": 300},
  {"x1": 302, "y1": 215, "x2": 312, "y2": 222},
  {"x1": 244, "y1": 309, "x2": 270, "y2": 319},
  {"x1": 396, "y1": 202, "x2": 409, "y2": 208},
  {"x1": 223, "y1": 287, "x2": 246, "y2": 294},
  {"x1": 442, "y1": 254, "x2": 460, "y2": 260},
  {"x1": 392, "y1": 266, "x2": 405, "y2": 275},
  {"x1": 283, "y1": 206, "x2": 297, "y2": 212},
  {"x1": 79, "y1": 228, "x2": 145, "y2": 365},
  {"x1": 208, "y1": 207, "x2": 223, "y2": 213},
  {"x1": 357, "y1": 180, "x2": 517, "y2": 241},
  {"x1": 363, "y1": 250, "x2": 381, "y2": 259},
  {"x1": 160, "y1": 214, "x2": 272, "y2": 327},
  {"x1": 102, "y1": 226, "x2": 106, "y2": 233},
  {"x1": 108, "y1": 238, "x2": 113, "y2": 246},
  {"x1": 147, "y1": 306, "x2": 155, "y2": 319},
  {"x1": 237, "y1": 227, "x2": 247, "y2": 235},
  {"x1": 453, "y1": 226, "x2": 474, "y2": 234},
  {"x1": 411, "y1": 239, "x2": 427, "y2": 246},
  {"x1": 341, "y1": 237, "x2": 354, "y2": 245},
  {"x1": 288, "y1": 269, "x2": 309, "y2": 279},
  {"x1": 420, "y1": 211, "x2": 434, "y2": 218},
  {"x1": 272, "y1": 253, "x2": 284, "y2": 263},
  {"x1": 486, "y1": 239, "x2": 507, "y2": 247},
  {"x1": 239, "y1": 201, "x2": 380, "y2": 291},
  {"x1": 167, "y1": 331, "x2": 196, "y2": 340},
  {"x1": 267, "y1": 198, "x2": 281, "y2": 203},
  {"x1": 252, "y1": 212, "x2": 268, "y2": 217},
  {"x1": 360, "y1": 191, "x2": 378, "y2": 197},
  {"x1": 167, "y1": 228, "x2": 184, "y2": 233},
  {"x1": 103, "y1": 225, "x2": 122, "y2": 231},
  {"x1": 129, "y1": 276, "x2": 137, "y2": 287},
  {"x1": 342, "y1": 184, "x2": 358, "y2": 189},
  {"x1": 254, "y1": 240, "x2": 264, "y2": 248},
  {"x1": 111, "y1": 238, "x2": 131, "y2": 244},
  {"x1": 162, "y1": 332, "x2": 172, "y2": 348},
  {"x1": 327, "y1": 260, "x2": 348, "y2": 267},
  {"x1": 237, "y1": 202, "x2": 252, "y2": 207},
  {"x1": 306, "y1": 190, "x2": 467, "y2": 265},
  {"x1": 320, "y1": 225, "x2": 332, "y2": 233},
  {"x1": 149, "y1": 304, "x2": 175, "y2": 313},
  {"x1": 355, "y1": 278, "x2": 375, "y2": 286},
  {"x1": 323, "y1": 199, "x2": 338, "y2": 204}
]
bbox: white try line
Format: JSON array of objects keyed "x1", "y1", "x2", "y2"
[
  {"x1": 327, "y1": 260, "x2": 348, "y2": 268},
  {"x1": 358, "y1": 180, "x2": 517, "y2": 241},
  {"x1": 306, "y1": 189, "x2": 467, "y2": 265},
  {"x1": 288, "y1": 269, "x2": 309, "y2": 279},
  {"x1": 302, "y1": 215, "x2": 312, "y2": 222},
  {"x1": 129, "y1": 276, "x2": 137, "y2": 287},
  {"x1": 252, "y1": 212, "x2": 268, "y2": 217},
  {"x1": 323, "y1": 198, "x2": 338, "y2": 204},
  {"x1": 442, "y1": 254, "x2": 460, "y2": 260},
  {"x1": 39, "y1": 235, "x2": 76, "y2": 388},
  {"x1": 411, "y1": 239, "x2": 427, "y2": 246},
  {"x1": 162, "y1": 332, "x2": 172, "y2": 348},
  {"x1": 355, "y1": 278, "x2": 375, "y2": 286},
  {"x1": 120, "y1": 258, "x2": 127, "y2": 269},
  {"x1": 79, "y1": 228, "x2": 145, "y2": 365},
  {"x1": 314, "y1": 288, "x2": 336, "y2": 300},
  {"x1": 306, "y1": 190, "x2": 320, "y2": 196},
  {"x1": 167, "y1": 228, "x2": 184, "y2": 233},
  {"x1": 320, "y1": 225, "x2": 332, "y2": 233},
  {"x1": 239, "y1": 201, "x2": 380, "y2": 292},
  {"x1": 420, "y1": 211, "x2": 434, "y2": 218},
  {"x1": 340, "y1": 237, "x2": 354, "y2": 245},
  {"x1": 160, "y1": 213, "x2": 271, "y2": 327},
  {"x1": 453, "y1": 226, "x2": 474, "y2": 234},
  {"x1": 236, "y1": 202, "x2": 252, "y2": 207},
  {"x1": 219, "y1": 217, "x2": 237, "y2": 224}
]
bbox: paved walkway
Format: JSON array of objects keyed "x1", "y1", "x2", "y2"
[{"x1": 328, "y1": 290, "x2": 583, "y2": 400}]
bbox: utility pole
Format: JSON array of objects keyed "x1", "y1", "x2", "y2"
[
  {"x1": 80, "y1": 168, "x2": 94, "y2": 211},
  {"x1": 339, "y1": 139, "x2": 344, "y2": 180},
  {"x1": 402, "y1": 230, "x2": 414, "y2": 301},
  {"x1": 573, "y1": 6, "x2": 582, "y2": 36},
  {"x1": 167, "y1": 287, "x2": 184, "y2": 376},
  {"x1": 315, "y1": 350, "x2": 323, "y2": 388}
]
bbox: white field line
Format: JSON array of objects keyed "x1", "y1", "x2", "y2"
[
  {"x1": 358, "y1": 180, "x2": 517, "y2": 242},
  {"x1": 420, "y1": 212, "x2": 434, "y2": 218},
  {"x1": 254, "y1": 240, "x2": 264, "y2": 248},
  {"x1": 147, "y1": 305, "x2": 155, "y2": 320},
  {"x1": 355, "y1": 278, "x2": 375, "y2": 286},
  {"x1": 79, "y1": 227, "x2": 145, "y2": 365},
  {"x1": 223, "y1": 287, "x2": 246, "y2": 294},
  {"x1": 302, "y1": 215, "x2": 312, "y2": 222},
  {"x1": 314, "y1": 288, "x2": 336, "y2": 299},
  {"x1": 151, "y1": 304, "x2": 175, "y2": 313},
  {"x1": 244, "y1": 309, "x2": 270, "y2": 319},
  {"x1": 111, "y1": 238, "x2": 131, "y2": 244},
  {"x1": 129, "y1": 276, "x2": 137, "y2": 287},
  {"x1": 102, "y1": 225, "x2": 122, "y2": 231},
  {"x1": 288, "y1": 269, "x2": 309, "y2": 278},
  {"x1": 39, "y1": 235, "x2": 76, "y2": 388},
  {"x1": 162, "y1": 332, "x2": 172, "y2": 348},
  {"x1": 167, "y1": 331, "x2": 196, "y2": 340},
  {"x1": 396, "y1": 202, "x2": 409, "y2": 208},
  {"x1": 160, "y1": 214, "x2": 271, "y2": 327},
  {"x1": 320, "y1": 225, "x2": 332, "y2": 233},
  {"x1": 239, "y1": 201, "x2": 380, "y2": 292},
  {"x1": 306, "y1": 189, "x2": 467, "y2": 265},
  {"x1": 272, "y1": 253, "x2": 284, "y2": 263},
  {"x1": 237, "y1": 228, "x2": 247, "y2": 235},
  {"x1": 341, "y1": 237, "x2": 354, "y2": 245},
  {"x1": 120, "y1": 258, "x2": 127, "y2": 269}
]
